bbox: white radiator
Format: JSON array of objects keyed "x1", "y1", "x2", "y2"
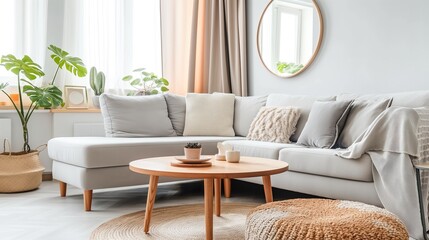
[
  {"x1": 73, "y1": 123, "x2": 105, "y2": 137},
  {"x1": 0, "y1": 119, "x2": 12, "y2": 151}
]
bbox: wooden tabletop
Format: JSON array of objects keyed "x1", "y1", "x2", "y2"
[
  {"x1": 129, "y1": 156, "x2": 289, "y2": 179},
  {"x1": 415, "y1": 162, "x2": 429, "y2": 170}
]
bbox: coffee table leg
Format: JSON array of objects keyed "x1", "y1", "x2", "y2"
[
  {"x1": 215, "y1": 178, "x2": 221, "y2": 216},
  {"x1": 144, "y1": 175, "x2": 159, "y2": 233},
  {"x1": 204, "y1": 178, "x2": 214, "y2": 240},
  {"x1": 223, "y1": 178, "x2": 231, "y2": 198},
  {"x1": 262, "y1": 175, "x2": 273, "y2": 202}
]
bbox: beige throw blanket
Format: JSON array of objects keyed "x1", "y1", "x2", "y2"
[{"x1": 337, "y1": 107, "x2": 429, "y2": 240}]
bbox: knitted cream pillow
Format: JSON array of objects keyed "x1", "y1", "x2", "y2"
[{"x1": 247, "y1": 106, "x2": 300, "y2": 143}]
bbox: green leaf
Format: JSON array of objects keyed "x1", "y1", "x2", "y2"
[
  {"x1": 0, "y1": 82, "x2": 8, "y2": 90},
  {"x1": 150, "y1": 89, "x2": 159, "y2": 95},
  {"x1": 160, "y1": 78, "x2": 169, "y2": 86},
  {"x1": 130, "y1": 79, "x2": 141, "y2": 86},
  {"x1": 122, "y1": 75, "x2": 133, "y2": 81},
  {"x1": 160, "y1": 86, "x2": 169, "y2": 92},
  {"x1": 23, "y1": 84, "x2": 63, "y2": 108},
  {"x1": 133, "y1": 68, "x2": 146, "y2": 72},
  {"x1": 276, "y1": 61, "x2": 304, "y2": 74},
  {"x1": 48, "y1": 45, "x2": 87, "y2": 78},
  {"x1": 1, "y1": 54, "x2": 45, "y2": 80},
  {"x1": 142, "y1": 71, "x2": 151, "y2": 76}
]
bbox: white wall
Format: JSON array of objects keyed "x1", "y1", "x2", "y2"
[{"x1": 247, "y1": 0, "x2": 429, "y2": 96}]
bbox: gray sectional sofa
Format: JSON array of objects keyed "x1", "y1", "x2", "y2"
[{"x1": 48, "y1": 91, "x2": 429, "y2": 213}]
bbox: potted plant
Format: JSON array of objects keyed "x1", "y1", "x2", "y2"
[
  {"x1": 184, "y1": 142, "x2": 202, "y2": 160},
  {"x1": 0, "y1": 45, "x2": 87, "y2": 193},
  {"x1": 89, "y1": 67, "x2": 105, "y2": 108},
  {"x1": 122, "y1": 68, "x2": 169, "y2": 96},
  {"x1": 277, "y1": 62, "x2": 304, "y2": 74}
]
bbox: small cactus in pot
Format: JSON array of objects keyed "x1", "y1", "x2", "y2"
[
  {"x1": 89, "y1": 66, "x2": 105, "y2": 108},
  {"x1": 184, "y1": 142, "x2": 202, "y2": 159}
]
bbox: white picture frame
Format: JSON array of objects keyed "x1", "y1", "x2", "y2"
[{"x1": 64, "y1": 85, "x2": 88, "y2": 109}]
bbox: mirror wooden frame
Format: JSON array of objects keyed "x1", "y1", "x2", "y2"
[{"x1": 257, "y1": 0, "x2": 324, "y2": 78}]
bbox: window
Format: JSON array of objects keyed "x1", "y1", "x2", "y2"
[
  {"x1": 61, "y1": 0, "x2": 162, "y2": 93},
  {"x1": 260, "y1": 0, "x2": 314, "y2": 70},
  {"x1": 0, "y1": 0, "x2": 162, "y2": 93},
  {"x1": 273, "y1": 6, "x2": 302, "y2": 65},
  {"x1": 0, "y1": 0, "x2": 47, "y2": 84}
]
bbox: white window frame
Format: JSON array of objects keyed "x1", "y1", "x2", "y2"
[{"x1": 271, "y1": 3, "x2": 303, "y2": 68}]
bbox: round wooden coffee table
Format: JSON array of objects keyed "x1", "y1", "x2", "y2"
[{"x1": 129, "y1": 156, "x2": 288, "y2": 240}]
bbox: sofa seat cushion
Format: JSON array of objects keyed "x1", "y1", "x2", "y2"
[
  {"x1": 48, "y1": 136, "x2": 244, "y2": 168},
  {"x1": 223, "y1": 140, "x2": 304, "y2": 159},
  {"x1": 279, "y1": 148, "x2": 373, "y2": 182}
]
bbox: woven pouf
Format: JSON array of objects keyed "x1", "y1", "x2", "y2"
[{"x1": 245, "y1": 199, "x2": 408, "y2": 240}]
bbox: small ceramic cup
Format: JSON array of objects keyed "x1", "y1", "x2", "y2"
[{"x1": 226, "y1": 150, "x2": 240, "y2": 163}]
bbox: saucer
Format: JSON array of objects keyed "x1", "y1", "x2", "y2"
[{"x1": 175, "y1": 156, "x2": 212, "y2": 164}]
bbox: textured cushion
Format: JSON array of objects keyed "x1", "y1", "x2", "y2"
[
  {"x1": 223, "y1": 140, "x2": 304, "y2": 159},
  {"x1": 297, "y1": 100, "x2": 353, "y2": 148},
  {"x1": 99, "y1": 94, "x2": 176, "y2": 137},
  {"x1": 337, "y1": 90, "x2": 429, "y2": 108},
  {"x1": 164, "y1": 93, "x2": 186, "y2": 135},
  {"x1": 48, "y1": 136, "x2": 244, "y2": 168},
  {"x1": 266, "y1": 94, "x2": 336, "y2": 142},
  {"x1": 247, "y1": 107, "x2": 300, "y2": 143},
  {"x1": 279, "y1": 148, "x2": 373, "y2": 182},
  {"x1": 183, "y1": 93, "x2": 235, "y2": 136},
  {"x1": 234, "y1": 95, "x2": 267, "y2": 137},
  {"x1": 337, "y1": 99, "x2": 391, "y2": 148}
]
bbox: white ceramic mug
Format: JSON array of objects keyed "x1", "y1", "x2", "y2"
[{"x1": 226, "y1": 150, "x2": 240, "y2": 163}]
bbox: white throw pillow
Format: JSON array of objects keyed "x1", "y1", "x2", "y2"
[
  {"x1": 100, "y1": 94, "x2": 176, "y2": 137},
  {"x1": 247, "y1": 106, "x2": 300, "y2": 143},
  {"x1": 183, "y1": 93, "x2": 235, "y2": 136}
]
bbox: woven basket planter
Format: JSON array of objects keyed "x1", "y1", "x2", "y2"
[{"x1": 0, "y1": 150, "x2": 45, "y2": 193}]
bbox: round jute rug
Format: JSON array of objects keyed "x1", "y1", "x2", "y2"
[{"x1": 90, "y1": 202, "x2": 259, "y2": 240}]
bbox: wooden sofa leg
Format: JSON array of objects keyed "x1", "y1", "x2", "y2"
[
  {"x1": 224, "y1": 178, "x2": 231, "y2": 198},
  {"x1": 84, "y1": 190, "x2": 93, "y2": 211},
  {"x1": 59, "y1": 181, "x2": 67, "y2": 197}
]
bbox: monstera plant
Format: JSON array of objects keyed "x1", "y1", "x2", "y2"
[
  {"x1": 0, "y1": 45, "x2": 86, "y2": 193},
  {"x1": 0, "y1": 45, "x2": 87, "y2": 153}
]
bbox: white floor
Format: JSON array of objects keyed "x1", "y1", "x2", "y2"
[{"x1": 1, "y1": 180, "x2": 305, "y2": 240}]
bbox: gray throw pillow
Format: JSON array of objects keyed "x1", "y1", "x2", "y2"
[
  {"x1": 164, "y1": 93, "x2": 186, "y2": 136},
  {"x1": 234, "y1": 95, "x2": 267, "y2": 136},
  {"x1": 266, "y1": 94, "x2": 336, "y2": 142},
  {"x1": 336, "y1": 99, "x2": 392, "y2": 148},
  {"x1": 100, "y1": 94, "x2": 176, "y2": 137},
  {"x1": 297, "y1": 100, "x2": 353, "y2": 148}
]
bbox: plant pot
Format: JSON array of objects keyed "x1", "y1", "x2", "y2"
[
  {"x1": 184, "y1": 148, "x2": 202, "y2": 160},
  {"x1": 92, "y1": 95, "x2": 100, "y2": 108},
  {"x1": 0, "y1": 150, "x2": 45, "y2": 193}
]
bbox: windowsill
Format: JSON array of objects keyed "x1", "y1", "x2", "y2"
[
  {"x1": 0, "y1": 106, "x2": 101, "y2": 113},
  {"x1": 0, "y1": 106, "x2": 50, "y2": 113},
  {"x1": 50, "y1": 108, "x2": 101, "y2": 113}
]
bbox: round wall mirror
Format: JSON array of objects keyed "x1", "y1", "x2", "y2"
[{"x1": 257, "y1": 0, "x2": 323, "y2": 78}]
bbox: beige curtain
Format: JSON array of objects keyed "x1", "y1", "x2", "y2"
[{"x1": 161, "y1": 0, "x2": 247, "y2": 96}]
